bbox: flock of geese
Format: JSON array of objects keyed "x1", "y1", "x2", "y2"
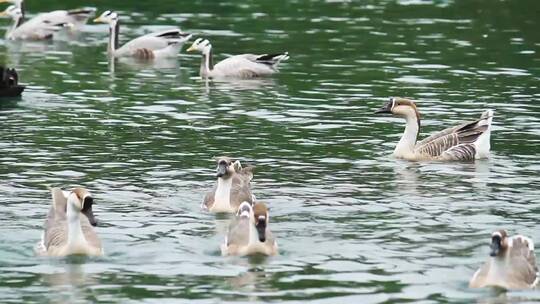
[{"x1": 0, "y1": 1, "x2": 537, "y2": 293}]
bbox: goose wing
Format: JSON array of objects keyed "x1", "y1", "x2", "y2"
[
  {"x1": 414, "y1": 113, "x2": 491, "y2": 160},
  {"x1": 230, "y1": 171, "x2": 254, "y2": 208},
  {"x1": 202, "y1": 187, "x2": 216, "y2": 210},
  {"x1": 10, "y1": 18, "x2": 65, "y2": 40},
  {"x1": 116, "y1": 29, "x2": 190, "y2": 56},
  {"x1": 81, "y1": 216, "x2": 102, "y2": 250},
  {"x1": 37, "y1": 8, "x2": 96, "y2": 27},
  {"x1": 507, "y1": 236, "x2": 538, "y2": 287},
  {"x1": 214, "y1": 53, "x2": 288, "y2": 77},
  {"x1": 225, "y1": 218, "x2": 250, "y2": 247}
]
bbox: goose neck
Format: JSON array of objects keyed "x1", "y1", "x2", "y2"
[
  {"x1": 394, "y1": 114, "x2": 420, "y2": 157},
  {"x1": 66, "y1": 201, "x2": 87, "y2": 249},
  {"x1": 200, "y1": 46, "x2": 213, "y2": 76},
  {"x1": 108, "y1": 20, "x2": 119, "y2": 55}
]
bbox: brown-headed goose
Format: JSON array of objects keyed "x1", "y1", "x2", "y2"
[
  {"x1": 93, "y1": 10, "x2": 192, "y2": 59},
  {"x1": 36, "y1": 188, "x2": 103, "y2": 257},
  {"x1": 375, "y1": 97, "x2": 493, "y2": 161},
  {"x1": 470, "y1": 230, "x2": 538, "y2": 289},
  {"x1": 186, "y1": 38, "x2": 289, "y2": 78},
  {"x1": 221, "y1": 202, "x2": 278, "y2": 256},
  {"x1": 202, "y1": 157, "x2": 255, "y2": 213}
]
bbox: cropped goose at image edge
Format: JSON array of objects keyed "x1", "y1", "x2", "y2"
[{"x1": 470, "y1": 230, "x2": 538, "y2": 289}]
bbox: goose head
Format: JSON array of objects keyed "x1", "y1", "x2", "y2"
[
  {"x1": 67, "y1": 188, "x2": 97, "y2": 224},
  {"x1": 253, "y1": 202, "x2": 270, "y2": 242},
  {"x1": 215, "y1": 156, "x2": 241, "y2": 179},
  {"x1": 186, "y1": 38, "x2": 212, "y2": 54},
  {"x1": 236, "y1": 201, "x2": 267, "y2": 243},
  {"x1": 490, "y1": 230, "x2": 509, "y2": 257},
  {"x1": 93, "y1": 10, "x2": 118, "y2": 25},
  {"x1": 0, "y1": 5, "x2": 22, "y2": 20},
  {"x1": 375, "y1": 97, "x2": 420, "y2": 121}
]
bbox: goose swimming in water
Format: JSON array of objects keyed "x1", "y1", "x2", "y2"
[
  {"x1": 375, "y1": 97, "x2": 493, "y2": 161},
  {"x1": 0, "y1": 5, "x2": 71, "y2": 40},
  {"x1": 36, "y1": 188, "x2": 103, "y2": 257},
  {"x1": 0, "y1": 66, "x2": 24, "y2": 97},
  {"x1": 470, "y1": 230, "x2": 538, "y2": 289},
  {"x1": 221, "y1": 202, "x2": 278, "y2": 256},
  {"x1": 186, "y1": 38, "x2": 289, "y2": 78},
  {"x1": 0, "y1": 0, "x2": 95, "y2": 31},
  {"x1": 93, "y1": 10, "x2": 192, "y2": 59},
  {"x1": 202, "y1": 157, "x2": 255, "y2": 213}
]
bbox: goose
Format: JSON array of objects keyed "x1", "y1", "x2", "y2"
[
  {"x1": 93, "y1": 10, "x2": 192, "y2": 59},
  {"x1": 202, "y1": 157, "x2": 255, "y2": 213},
  {"x1": 0, "y1": 0, "x2": 95, "y2": 30},
  {"x1": 0, "y1": 66, "x2": 24, "y2": 97},
  {"x1": 470, "y1": 230, "x2": 538, "y2": 289},
  {"x1": 186, "y1": 38, "x2": 289, "y2": 78},
  {"x1": 375, "y1": 97, "x2": 493, "y2": 161},
  {"x1": 221, "y1": 202, "x2": 278, "y2": 256},
  {"x1": 36, "y1": 188, "x2": 103, "y2": 257},
  {"x1": 0, "y1": 5, "x2": 69, "y2": 40}
]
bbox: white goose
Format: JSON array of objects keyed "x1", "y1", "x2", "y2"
[
  {"x1": 0, "y1": 5, "x2": 67, "y2": 40},
  {"x1": 375, "y1": 97, "x2": 493, "y2": 161},
  {"x1": 0, "y1": 0, "x2": 95, "y2": 30},
  {"x1": 93, "y1": 10, "x2": 192, "y2": 59},
  {"x1": 36, "y1": 188, "x2": 103, "y2": 257},
  {"x1": 202, "y1": 157, "x2": 255, "y2": 213},
  {"x1": 186, "y1": 38, "x2": 289, "y2": 78},
  {"x1": 470, "y1": 230, "x2": 538, "y2": 289},
  {"x1": 221, "y1": 202, "x2": 278, "y2": 256}
]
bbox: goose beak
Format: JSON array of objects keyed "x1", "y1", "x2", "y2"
[
  {"x1": 490, "y1": 237, "x2": 502, "y2": 257},
  {"x1": 0, "y1": 11, "x2": 7, "y2": 17},
  {"x1": 375, "y1": 101, "x2": 393, "y2": 114},
  {"x1": 255, "y1": 217, "x2": 266, "y2": 242},
  {"x1": 216, "y1": 162, "x2": 228, "y2": 178},
  {"x1": 93, "y1": 17, "x2": 102, "y2": 23},
  {"x1": 186, "y1": 45, "x2": 195, "y2": 52}
]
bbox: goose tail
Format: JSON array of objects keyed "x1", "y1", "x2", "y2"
[{"x1": 474, "y1": 109, "x2": 494, "y2": 159}]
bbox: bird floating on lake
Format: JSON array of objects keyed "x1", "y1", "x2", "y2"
[
  {"x1": 93, "y1": 10, "x2": 192, "y2": 59},
  {"x1": 375, "y1": 97, "x2": 493, "y2": 161},
  {"x1": 186, "y1": 38, "x2": 289, "y2": 78}
]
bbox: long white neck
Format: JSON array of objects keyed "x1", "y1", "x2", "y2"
[
  {"x1": 66, "y1": 198, "x2": 87, "y2": 248},
  {"x1": 108, "y1": 20, "x2": 119, "y2": 55},
  {"x1": 394, "y1": 114, "x2": 420, "y2": 157},
  {"x1": 200, "y1": 46, "x2": 213, "y2": 76},
  {"x1": 212, "y1": 177, "x2": 233, "y2": 211}
]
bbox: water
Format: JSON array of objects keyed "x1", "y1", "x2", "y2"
[{"x1": 1, "y1": 0, "x2": 539, "y2": 302}]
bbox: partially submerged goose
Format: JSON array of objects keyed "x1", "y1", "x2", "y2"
[
  {"x1": 93, "y1": 10, "x2": 192, "y2": 59},
  {"x1": 186, "y1": 38, "x2": 289, "y2": 78},
  {"x1": 221, "y1": 202, "x2": 278, "y2": 256},
  {"x1": 37, "y1": 188, "x2": 103, "y2": 257},
  {"x1": 0, "y1": 66, "x2": 24, "y2": 97},
  {"x1": 375, "y1": 97, "x2": 493, "y2": 161},
  {"x1": 0, "y1": 5, "x2": 69, "y2": 40},
  {"x1": 470, "y1": 230, "x2": 538, "y2": 289},
  {"x1": 0, "y1": 0, "x2": 95, "y2": 31},
  {"x1": 202, "y1": 157, "x2": 255, "y2": 213}
]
